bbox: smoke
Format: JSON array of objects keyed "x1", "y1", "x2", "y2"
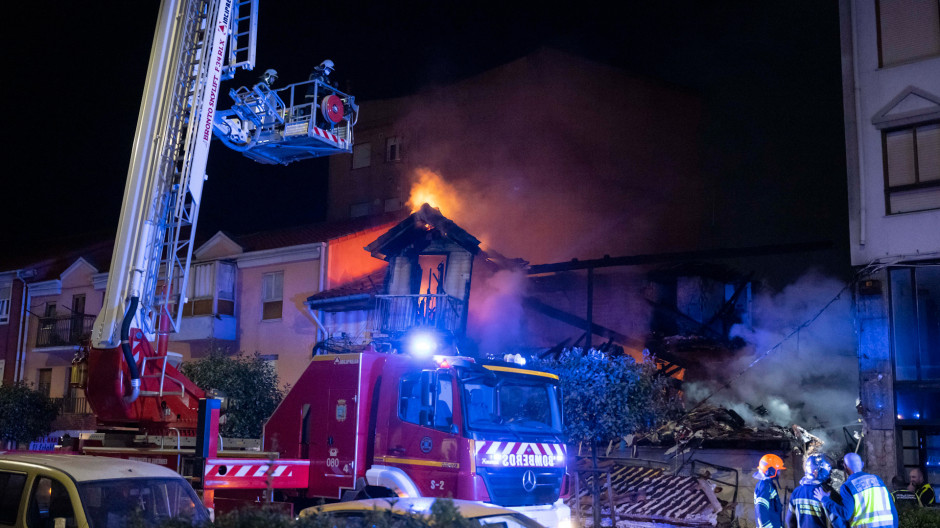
[
  {"x1": 394, "y1": 50, "x2": 705, "y2": 265},
  {"x1": 686, "y1": 271, "x2": 859, "y2": 447},
  {"x1": 466, "y1": 269, "x2": 530, "y2": 356}
]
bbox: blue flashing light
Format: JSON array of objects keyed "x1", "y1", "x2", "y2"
[{"x1": 408, "y1": 331, "x2": 437, "y2": 357}]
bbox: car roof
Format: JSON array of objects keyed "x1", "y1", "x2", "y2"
[
  {"x1": 302, "y1": 497, "x2": 523, "y2": 519},
  {"x1": 0, "y1": 453, "x2": 184, "y2": 482}
]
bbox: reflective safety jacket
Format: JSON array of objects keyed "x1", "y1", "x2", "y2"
[
  {"x1": 821, "y1": 472, "x2": 898, "y2": 528},
  {"x1": 787, "y1": 481, "x2": 830, "y2": 528},
  {"x1": 914, "y1": 483, "x2": 935, "y2": 507},
  {"x1": 756, "y1": 478, "x2": 784, "y2": 528}
]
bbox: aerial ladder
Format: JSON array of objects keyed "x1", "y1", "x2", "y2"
[{"x1": 80, "y1": 0, "x2": 357, "y2": 438}]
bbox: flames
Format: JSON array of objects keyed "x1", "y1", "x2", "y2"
[{"x1": 406, "y1": 168, "x2": 462, "y2": 218}]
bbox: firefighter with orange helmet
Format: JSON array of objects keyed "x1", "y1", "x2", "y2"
[{"x1": 755, "y1": 453, "x2": 787, "y2": 528}]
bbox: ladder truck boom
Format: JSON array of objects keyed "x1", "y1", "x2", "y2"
[{"x1": 83, "y1": 0, "x2": 356, "y2": 434}]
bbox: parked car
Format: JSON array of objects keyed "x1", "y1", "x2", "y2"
[
  {"x1": 0, "y1": 452, "x2": 210, "y2": 528},
  {"x1": 299, "y1": 497, "x2": 547, "y2": 528}
]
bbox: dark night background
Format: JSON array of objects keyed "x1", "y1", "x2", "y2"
[{"x1": 3, "y1": 1, "x2": 848, "y2": 281}]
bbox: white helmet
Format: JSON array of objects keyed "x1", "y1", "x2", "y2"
[
  {"x1": 261, "y1": 68, "x2": 278, "y2": 84},
  {"x1": 319, "y1": 59, "x2": 335, "y2": 76}
]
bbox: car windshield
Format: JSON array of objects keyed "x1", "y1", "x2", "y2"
[
  {"x1": 78, "y1": 478, "x2": 209, "y2": 528},
  {"x1": 462, "y1": 376, "x2": 562, "y2": 434}
]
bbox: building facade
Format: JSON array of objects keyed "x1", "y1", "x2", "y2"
[{"x1": 840, "y1": 0, "x2": 940, "y2": 483}]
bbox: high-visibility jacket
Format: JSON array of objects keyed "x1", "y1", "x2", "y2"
[
  {"x1": 914, "y1": 483, "x2": 935, "y2": 507},
  {"x1": 787, "y1": 481, "x2": 830, "y2": 528},
  {"x1": 821, "y1": 472, "x2": 898, "y2": 528},
  {"x1": 756, "y1": 478, "x2": 784, "y2": 528}
]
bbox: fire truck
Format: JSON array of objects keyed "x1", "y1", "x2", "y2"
[{"x1": 67, "y1": 0, "x2": 572, "y2": 526}]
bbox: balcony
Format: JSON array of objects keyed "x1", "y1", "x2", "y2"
[
  {"x1": 373, "y1": 294, "x2": 465, "y2": 336},
  {"x1": 36, "y1": 314, "x2": 95, "y2": 347},
  {"x1": 51, "y1": 396, "x2": 91, "y2": 415}
]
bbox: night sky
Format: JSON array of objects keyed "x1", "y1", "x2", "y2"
[{"x1": 4, "y1": 1, "x2": 848, "y2": 281}]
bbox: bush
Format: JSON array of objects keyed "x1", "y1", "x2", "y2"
[
  {"x1": 0, "y1": 382, "x2": 59, "y2": 447},
  {"x1": 536, "y1": 348, "x2": 682, "y2": 444},
  {"x1": 899, "y1": 507, "x2": 940, "y2": 528},
  {"x1": 181, "y1": 350, "x2": 285, "y2": 438}
]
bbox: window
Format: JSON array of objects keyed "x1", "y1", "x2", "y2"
[
  {"x1": 38, "y1": 369, "x2": 52, "y2": 397},
  {"x1": 261, "y1": 271, "x2": 283, "y2": 320},
  {"x1": 28, "y1": 476, "x2": 75, "y2": 528},
  {"x1": 0, "y1": 471, "x2": 27, "y2": 525},
  {"x1": 0, "y1": 283, "x2": 11, "y2": 324},
  {"x1": 384, "y1": 198, "x2": 401, "y2": 212},
  {"x1": 877, "y1": 0, "x2": 940, "y2": 67},
  {"x1": 398, "y1": 371, "x2": 453, "y2": 430},
  {"x1": 884, "y1": 122, "x2": 940, "y2": 214},
  {"x1": 385, "y1": 136, "x2": 401, "y2": 162},
  {"x1": 217, "y1": 262, "x2": 236, "y2": 316},
  {"x1": 350, "y1": 202, "x2": 371, "y2": 218},
  {"x1": 181, "y1": 261, "x2": 237, "y2": 317},
  {"x1": 352, "y1": 142, "x2": 371, "y2": 169},
  {"x1": 891, "y1": 266, "x2": 940, "y2": 381}
]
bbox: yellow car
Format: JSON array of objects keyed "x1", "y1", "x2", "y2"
[
  {"x1": 0, "y1": 452, "x2": 209, "y2": 528},
  {"x1": 300, "y1": 497, "x2": 549, "y2": 528}
]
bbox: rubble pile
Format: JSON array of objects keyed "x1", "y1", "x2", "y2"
[{"x1": 627, "y1": 405, "x2": 824, "y2": 455}]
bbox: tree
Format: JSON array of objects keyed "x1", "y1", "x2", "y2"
[
  {"x1": 537, "y1": 348, "x2": 682, "y2": 527},
  {"x1": 181, "y1": 350, "x2": 285, "y2": 438},
  {"x1": 0, "y1": 382, "x2": 60, "y2": 448}
]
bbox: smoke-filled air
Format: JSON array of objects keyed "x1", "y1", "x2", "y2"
[{"x1": 684, "y1": 271, "x2": 859, "y2": 447}]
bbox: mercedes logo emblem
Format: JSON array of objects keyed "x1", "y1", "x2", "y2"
[{"x1": 522, "y1": 470, "x2": 537, "y2": 492}]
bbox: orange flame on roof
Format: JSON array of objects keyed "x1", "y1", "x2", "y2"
[{"x1": 406, "y1": 168, "x2": 463, "y2": 219}]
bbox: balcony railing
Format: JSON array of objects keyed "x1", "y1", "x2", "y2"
[
  {"x1": 51, "y1": 396, "x2": 91, "y2": 415},
  {"x1": 373, "y1": 294, "x2": 465, "y2": 336},
  {"x1": 36, "y1": 314, "x2": 95, "y2": 347}
]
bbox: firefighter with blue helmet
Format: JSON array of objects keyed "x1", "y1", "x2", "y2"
[
  {"x1": 787, "y1": 454, "x2": 833, "y2": 528},
  {"x1": 813, "y1": 453, "x2": 898, "y2": 528},
  {"x1": 755, "y1": 453, "x2": 787, "y2": 528}
]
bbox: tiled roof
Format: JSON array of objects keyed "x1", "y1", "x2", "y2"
[
  {"x1": 308, "y1": 267, "x2": 387, "y2": 304},
  {"x1": 231, "y1": 211, "x2": 407, "y2": 252},
  {"x1": 570, "y1": 461, "x2": 721, "y2": 527}
]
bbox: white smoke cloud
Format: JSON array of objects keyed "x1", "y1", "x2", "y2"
[
  {"x1": 686, "y1": 271, "x2": 859, "y2": 446},
  {"x1": 466, "y1": 269, "x2": 529, "y2": 356}
]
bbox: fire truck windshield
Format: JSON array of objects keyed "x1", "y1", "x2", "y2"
[{"x1": 461, "y1": 376, "x2": 563, "y2": 435}]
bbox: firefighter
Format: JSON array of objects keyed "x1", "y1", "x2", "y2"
[
  {"x1": 908, "y1": 467, "x2": 935, "y2": 507},
  {"x1": 813, "y1": 453, "x2": 898, "y2": 528},
  {"x1": 787, "y1": 454, "x2": 832, "y2": 528},
  {"x1": 755, "y1": 453, "x2": 787, "y2": 528}
]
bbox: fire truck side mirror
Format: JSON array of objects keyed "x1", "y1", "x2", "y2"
[{"x1": 419, "y1": 370, "x2": 439, "y2": 426}]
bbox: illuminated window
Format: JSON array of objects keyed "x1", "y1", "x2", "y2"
[
  {"x1": 352, "y1": 142, "x2": 371, "y2": 169},
  {"x1": 0, "y1": 283, "x2": 10, "y2": 324},
  {"x1": 261, "y1": 271, "x2": 283, "y2": 320},
  {"x1": 877, "y1": 0, "x2": 940, "y2": 67},
  {"x1": 386, "y1": 136, "x2": 401, "y2": 162},
  {"x1": 883, "y1": 122, "x2": 940, "y2": 214}
]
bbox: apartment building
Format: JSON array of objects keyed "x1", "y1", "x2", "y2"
[{"x1": 839, "y1": 0, "x2": 940, "y2": 483}]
